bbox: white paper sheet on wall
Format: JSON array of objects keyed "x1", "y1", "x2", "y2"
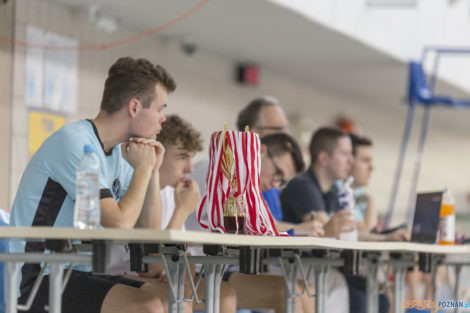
[
  {"x1": 25, "y1": 25, "x2": 78, "y2": 113},
  {"x1": 25, "y1": 26, "x2": 44, "y2": 106}
]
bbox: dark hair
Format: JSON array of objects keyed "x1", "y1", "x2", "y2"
[
  {"x1": 349, "y1": 133, "x2": 373, "y2": 156},
  {"x1": 101, "y1": 57, "x2": 176, "y2": 114},
  {"x1": 157, "y1": 114, "x2": 203, "y2": 153},
  {"x1": 236, "y1": 96, "x2": 280, "y2": 131},
  {"x1": 309, "y1": 127, "x2": 348, "y2": 165},
  {"x1": 260, "y1": 133, "x2": 304, "y2": 174}
]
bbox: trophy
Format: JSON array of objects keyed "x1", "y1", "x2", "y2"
[{"x1": 197, "y1": 123, "x2": 278, "y2": 236}]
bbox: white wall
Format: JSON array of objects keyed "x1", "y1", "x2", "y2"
[
  {"x1": 10, "y1": 0, "x2": 470, "y2": 228},
  {"x1": 270, "y1": 0, "x2": 470, "y2": 224},
  {"x1": 272, "y1": 0, "x2": 470, "y2": 96}
]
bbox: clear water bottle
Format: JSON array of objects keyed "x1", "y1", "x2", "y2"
[
  {"x1": 338, "y1": 176, "x2": 358, "y2": 241},
  {"x1": 73, "y1": 144, "x2": 100, "y2": 229}
]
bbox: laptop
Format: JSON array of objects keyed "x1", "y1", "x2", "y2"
[{"x1": 410, "y1": 191, "x2": 443, "y2": 243}]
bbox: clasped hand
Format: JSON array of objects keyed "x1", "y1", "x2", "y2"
[{"x1": 121, "y1": 138, "x2": 165, "y2": 174}]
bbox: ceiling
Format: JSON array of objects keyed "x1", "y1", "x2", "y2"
[{"x1": 46, "y1": 0, "x2": 470, "y2": 133}]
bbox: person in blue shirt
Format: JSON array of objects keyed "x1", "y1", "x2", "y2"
[
  {"x1": 9, "y1": 57, "x2": 187, "y2": 313},
  {"x1": 260, "y1": 133, "x2": 324, "y2": 236}
]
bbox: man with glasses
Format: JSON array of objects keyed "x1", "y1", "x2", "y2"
[
  {"x1": 259, "y1": 133, "x2": 323, "y2": 236},
  {"x1": 236, "y1": 96, "x2": 289, "y2": 136}
]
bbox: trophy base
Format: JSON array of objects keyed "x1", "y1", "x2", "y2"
[{"x1": 223, "y1": 216, "x2": 245, "y2": 234}]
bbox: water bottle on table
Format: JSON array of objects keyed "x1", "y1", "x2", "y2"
[
  {"x1": 338, "y1": 176, "x2": 357, "y2": 241},
  {"x1": 73, "y1": 144, "x2": 100, "y2": 229}
]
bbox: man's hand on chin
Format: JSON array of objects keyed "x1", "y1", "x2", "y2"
[{"x1": 130, "y1": 138, "x2": 165, "y2": 174}]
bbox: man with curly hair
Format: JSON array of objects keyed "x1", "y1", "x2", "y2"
[{"x1": 109, "y1": 114, "x2": 237, "y2": 313}]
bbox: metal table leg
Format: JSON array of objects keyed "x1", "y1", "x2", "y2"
[
  {"x1": 163, "y1": 255, "x2": 186, "y2": 313},
  {"x1": 431, "y1": 258, "x2": 437, "y2": 302},
  {"x1": 205, "y1": 264, "x2": 214, "y2": 313},
  {"x1": 454, "y1": 264, "x2": 462, "y2": 313},
  {"x1": 6, "y1": 262, "x2": 19, "y2": 313},
  {"x1": 314, "y1": 264, "x2": 327, "y2": 313},
  {"x1": 214, "y1": 264, "x2": 226, "y2": 313},
  {"x1": 48, "y1": 262, "x2": 64, "y2": 313},
  {"x1": 176, "y1": 263, "x2": 186, "y2": 313},
  {"x1": 366, "y1": 254, "x2": 379, "y2": 313},
  {"x1": 280, "y1": 258, "x2": 298, "y2": 313},
  {"x1": 393, "y1": 264, "x2": 405, "y2": 313},
  {"x1": 204, "y1": 263, "x2": 226, "y2": 313}
]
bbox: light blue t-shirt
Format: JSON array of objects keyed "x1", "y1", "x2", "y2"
[{"x1": 9, "y1": 120, "x2": 133, "y2": 293}]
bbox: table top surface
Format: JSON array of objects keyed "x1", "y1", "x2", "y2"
[{"x1": 0, "y1": 227, "x2": 469, "y2": 254}]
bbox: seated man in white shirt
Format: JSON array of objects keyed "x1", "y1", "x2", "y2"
[{"x1": 109, "y1": 114, "x2": 236, "y2": 313}]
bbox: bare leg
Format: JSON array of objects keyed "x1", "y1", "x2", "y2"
[
  {"x1": 405, "y1": 267, "x2": 421, "y2": 300},
  {"x1": 100, "y1": 283, "x2": 164, "y2": 313},
  {"x1": 298, "y1": 280, "x2": 316, "y2": 313},
  {"x1": 130, "y1": 274, "x2": 236, "y2": 313},
  {"x1": 193, "y1": 279, "x2": 237, "y2": 313},
  {"x1": 227, "y1": 273, "x2": 314, "y2": 313},
  {"x1": 121, "y1": 276, "x2": 192, "y2": 313}
]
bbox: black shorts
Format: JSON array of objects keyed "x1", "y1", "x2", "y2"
[
  {"x1": 19, "y1": 270, "x2": 145, "y2": 313},
  {"x1": 222, "y1": 271, "x2": 233, "y2": 282}
]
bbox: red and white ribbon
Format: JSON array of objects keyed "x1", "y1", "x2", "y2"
[{"x1": 197, "y1": 131, "x2": 279, "y2": 236}]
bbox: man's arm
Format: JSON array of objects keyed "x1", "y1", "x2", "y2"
[
  {"x1": 100, "y1": 141, "x2": 156, "y2": 228},
  {"x1": 275, "y1": 220, "x2": 325, "y2": 237},
  {"x1": 135, "y1": 173, "x2": 162, "y2": 229},
  {"x1": 357, "y1": 195, "x2": 378, "y2": 232},
  {"x1": 358, "y1": 228, "x2": 410, "y2": 241},
  {"x1": 101, "y1": 168, "x2": 152, "y2": 228},
  {"x1": 134, "y1": 139, "x2": 166, "y2": 229},
  {"x1": 166, "y1": 180, "x2": 200, "y2": 230},
  {"x1": 322, "y1": 210, "x2": 356, "y2": 238}
]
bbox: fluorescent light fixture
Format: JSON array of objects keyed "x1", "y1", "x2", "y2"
[{"x1": 367, "y1": 0, "x2": 417, "y2": 7}]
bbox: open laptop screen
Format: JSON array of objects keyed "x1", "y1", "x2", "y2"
[{"x1": 410, "y1": 191, "x2": 443, "y2": 243}]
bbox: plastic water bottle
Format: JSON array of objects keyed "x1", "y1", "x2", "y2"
[
  {"x1": 438, "y1": 187, "x2": 455, "y2": 245},
  {"x1": 73, "y1": 144, "x2": 100, "y2": 229},
  {"x1": 338, "y1": 176, "x2": 358, "y2": 241}
]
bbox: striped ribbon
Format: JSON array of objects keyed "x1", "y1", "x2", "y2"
[{"x1": 197, "y1": 131, "x2": 279, "y2": 236}]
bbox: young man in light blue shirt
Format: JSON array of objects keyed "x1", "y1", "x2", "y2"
[{"x1": 10, "y1": 57, "x2": 185, "y2": 313}]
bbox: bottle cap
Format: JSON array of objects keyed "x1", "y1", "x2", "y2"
[
  {"x1": 84, "y1": 144, "x2": 95, "y2": 154},
  {"x1": 345, "y1": 176, "x2": 354, "y2": 187}
]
